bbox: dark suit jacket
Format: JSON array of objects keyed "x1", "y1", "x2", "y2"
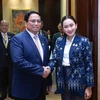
[
  {"x1": 40, "y1": 30, "x2": 48, "y2": 39},
  {"x1": 0, "y1": 32, "x2": 14, "y2": 67},
  {"x1": 52, "y1": 32, "x2": 62, "y2": 51},
  {"x1": 10, "y1": 30, "x2": 51, "y2": 99},
  {"x1": 0, "y1": 32, "x2": 14, "y2": 88}
]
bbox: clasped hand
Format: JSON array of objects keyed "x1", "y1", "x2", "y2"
[{"x1": 42, "y1": 66, "x2": 51, "y2": 78}]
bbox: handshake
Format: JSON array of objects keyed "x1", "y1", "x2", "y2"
[{"x1": 42, "y1": 66, "x2": 51, "y2": 78}]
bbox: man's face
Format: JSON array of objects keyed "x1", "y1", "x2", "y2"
[
  {"x1": 58, "y1": 23, "x2": 63, "y2": 33},
  {"x1": 25, "y1": 13, "x2": 42, "y2": 34},
  {"x1": 0, "y1": 22, "x2": 9, "y2": 33}
]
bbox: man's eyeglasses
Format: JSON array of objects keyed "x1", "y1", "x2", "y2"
[{"x1": 28, "y1": 20, "x2": 41, "y2": 23}]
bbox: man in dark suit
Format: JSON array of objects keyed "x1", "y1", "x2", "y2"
[
  {"x1": 0, "y1": 20, "x2": 14, "y2": 100},
  {"x1": 51, "y1": 23, "x2": 63, "y2": 51},
  {"x1": 39, "y1": 21, "x2": 52, "y2": 48},
  {"x1": 51, "y1": 23, "x2": 63, "y2": 94},
  {"x1": 10, "y1": 10, "x2": 52, "y2": 100},
  {"x1": 39, "y1": 21, "x2": 48, "y2": 39}
]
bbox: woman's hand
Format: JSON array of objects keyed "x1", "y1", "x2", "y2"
[{"x1": 84, "y1": 87, "x2": 92, "y2": 100}]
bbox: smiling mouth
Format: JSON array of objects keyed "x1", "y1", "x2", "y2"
[
  {"x1": 68, "y1": 32, "x2": 72, "y2": 34},
  {"x1": 33, "y1": 27, "x2": 39, "y2": 29}
]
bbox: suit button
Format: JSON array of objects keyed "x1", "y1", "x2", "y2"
[{"x1": 6, "y1": 53, "x2": 8, "y2": 56}]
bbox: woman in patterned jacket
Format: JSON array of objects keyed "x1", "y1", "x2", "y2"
[{"x1": 48, "y1": 15, "x2": 94, "y2": 100}]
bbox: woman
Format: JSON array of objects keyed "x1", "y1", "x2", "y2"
[{"x1": 49, "y1": 15, "x2": 94, "y2": 100}]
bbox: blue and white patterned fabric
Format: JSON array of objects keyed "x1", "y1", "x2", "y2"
[{"x1": 49, "y1": 34, "x2": 94, "y2": 96}]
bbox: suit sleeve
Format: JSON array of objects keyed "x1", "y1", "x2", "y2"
[{"x1": 83, "y1": 38, "x2": 94, "y2": 87}]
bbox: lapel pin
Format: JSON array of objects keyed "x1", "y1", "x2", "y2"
[
  {"x1": 60, "y1": 48, "x2": 62, "y2": 50},
  {"x1": 73, "y1": 44, "x2": 77, "y2": 47},
  {"x1": 42, "y1": 43, "x2": 44, "y2": 46}
]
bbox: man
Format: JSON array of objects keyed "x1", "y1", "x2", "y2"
[
  {"x1": 0, "y1": 20, "x2": 14, "y2": 100},
  {"x1": 51, "y1": 23, "x2": 63, "y2": 51},
  {"x1": 39, "y1": 21, "x2": 48, "y2": 39},
  {"x1": 10, "y1": 10, "x2": 52, "y2": 100},
  {"x1": 51, "y1": 23, "x2": 63, "y2": 94}
]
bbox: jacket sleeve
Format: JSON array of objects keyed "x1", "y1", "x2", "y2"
[
  {"x1": 48, "y1": 37, "x2": 62, "y2": 72},
  {"x1": 82, "y1": 38, "x2": 94, "y2": 87}
]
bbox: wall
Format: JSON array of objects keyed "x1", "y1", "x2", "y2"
[
  {"x1": 98, "y1": 0, "x2": 100, "y2": 99},
  {"x1": 61, "y1": 0, "x2": 67, "y2": 19},
  {"x1": 2, "y1": 0, "x2": 38, "y2": 31},
  {"x1": 2, "y1": 0, "x2": 67, "y2": 32}
]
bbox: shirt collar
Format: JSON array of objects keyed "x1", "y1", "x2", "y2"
[
  {"x1": 66, "y1": 34, "x2": 76, "y2": 44},
  {"x1": 1, "y1": 32, "x2": 7, "y2": 37},
  {"x1": 26, "y1": 29, "x2": 39, "y2": 38}
]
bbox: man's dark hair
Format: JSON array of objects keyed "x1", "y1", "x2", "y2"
[{"x1": 24, "y1": 10, "x2": 41, "y2": 22}]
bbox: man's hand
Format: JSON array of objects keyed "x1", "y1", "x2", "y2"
[
  {"x1": 42, "y1": 66, "x2": 51, "y2": 78},
  {"x1": 46, "y1": 86, "x2": 52, "y2": 94}
]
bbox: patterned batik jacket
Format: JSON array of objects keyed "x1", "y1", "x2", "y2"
[{"x1": 49, "y1": 34, "x2": 94, "y2": 96}]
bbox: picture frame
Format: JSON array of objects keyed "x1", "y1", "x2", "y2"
[{"x1": 10, "y1": 9, "x2": 30, "y2": 34}]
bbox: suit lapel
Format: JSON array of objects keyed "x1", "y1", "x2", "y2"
[
  {"x1": 59, "y1": 37, "x2": 66, "y2": 60},
  {"x1": 0, "y1": 32, "x2": 6, "y2": 48},
  {"x1": 24, "y1": 31, "x2": 42, "y2": 62},
  {"x1": 0, "y1": 32, "x2": 3, "y2": 43},
  {"x1": 69, "y1": 35, "x2": 81, "y2": 57},
  {"x1": 7, "y1": 33, "x2": 12, "y2": 46},
  {"x1": 7, "y1": 33, "x2": 12, "y2": 41},
  {"x1": 38, "y1": 34, "x2": 46, "y2": 61}
]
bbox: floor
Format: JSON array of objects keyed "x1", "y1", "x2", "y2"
[
  {"x1": 5, "y1": 71, "x2": 60, "y2": 100},
  {"x1": 46, "y1": 85, "x2": 61, "y2": 100},
  {"x1": 4, "y1": 85, "x2": 61, "y2": 100},
  {"x1": 5, "y1": 94, "x2": 61, "y2": 100},
  {"x1": 46, "y1": 92, "x2": 61, "y2": 100}
]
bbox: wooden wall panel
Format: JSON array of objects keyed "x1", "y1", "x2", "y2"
[
  {"x1": 91, "y1": 0, "x2": 98, "y2": 99},
  {"x1": 74, "y1": 0, "x2": 98, "y2": 100},
  {"x1": 0, "y1": 0, "x2": 2, "y2": 21},
  {"x1": 75, "y1": 0, "x2": 92, "y2": 39},
  {"x1": 38, "y1": 0, "x2": 61, "y2": 34}
]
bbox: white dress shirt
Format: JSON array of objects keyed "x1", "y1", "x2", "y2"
[{"x1": 62, "y1": 35, "x2": 75, "y2": 66}]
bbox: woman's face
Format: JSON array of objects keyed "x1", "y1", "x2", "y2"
[{"x1": 63, "y1": 18, "x2": 77, "y2": 37}]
